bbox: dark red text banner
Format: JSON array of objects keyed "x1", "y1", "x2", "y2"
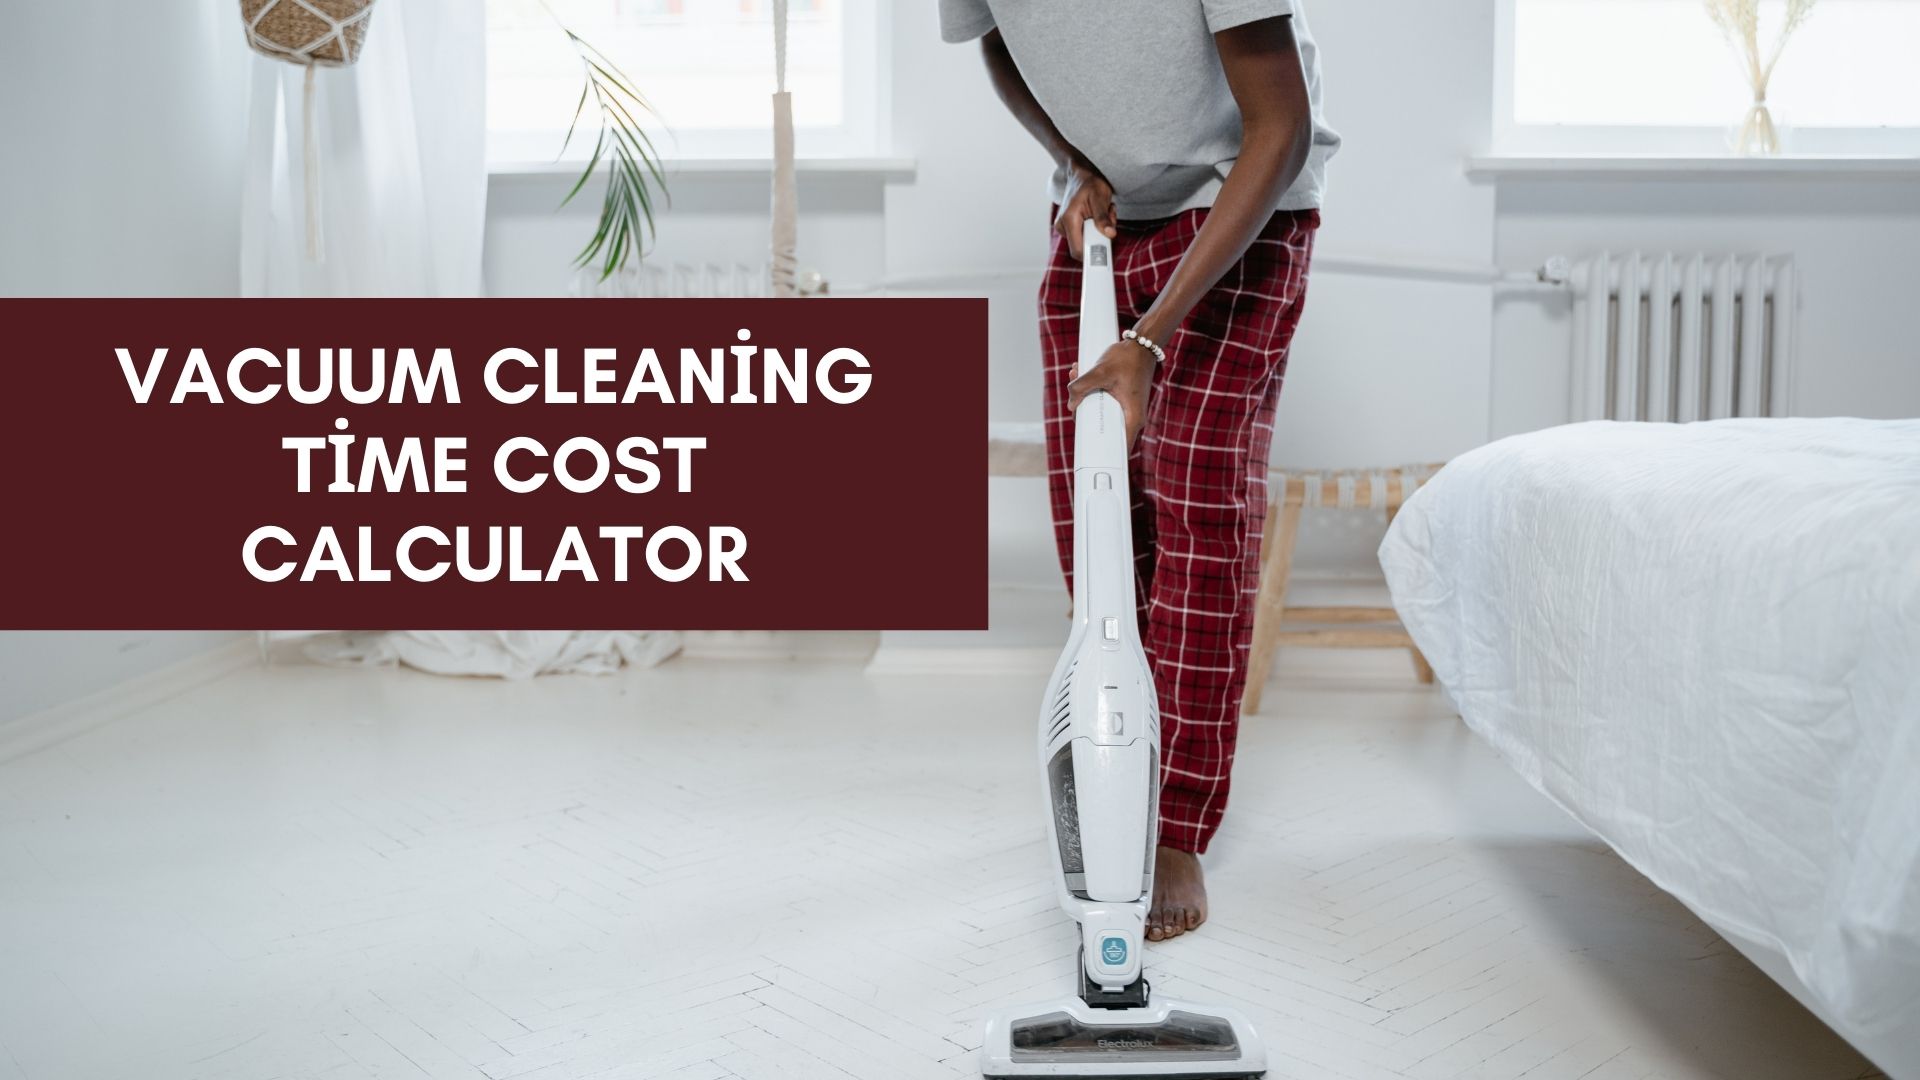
[{"x1": 0, "y1": 298, "x2": 989, "y2": 630}]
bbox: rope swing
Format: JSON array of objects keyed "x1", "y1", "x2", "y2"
[
  {"x1": 769, "y1": 0, "x2": 799, "y2": 297},
  {"x1": 240, "y1": 0, "x2": 379, "y2": 262}
]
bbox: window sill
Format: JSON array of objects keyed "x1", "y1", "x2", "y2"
[
  {"x1": 1466, "y1": 154, "x2": 1920, "y2": 182},
  {"x1": 488, "y1": 156, "x2": 918, "y2": 183}
]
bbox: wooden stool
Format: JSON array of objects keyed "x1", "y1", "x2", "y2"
[
  {"x1": 988, "y1": 421, "x2": 1049, "y2": 478},
  {"x1": 989, "y1": 425, "x2": 1442, "y2": 702},
  {"x1": 1242, "y1": 465, "x2": 1444, "y2": 713}
]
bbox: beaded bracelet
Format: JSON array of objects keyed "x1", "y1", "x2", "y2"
[{"x1": 1121, "y1": 329, "x2": 1167, "y2": 364}]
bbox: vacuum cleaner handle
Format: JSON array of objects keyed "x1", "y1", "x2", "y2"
[
  {"x1": 1077, "y1": 218, "x2": 1118, "y2": 371},
  {"x1": 1073, "y1": 218, "x2": 1128, "y2": 475}
]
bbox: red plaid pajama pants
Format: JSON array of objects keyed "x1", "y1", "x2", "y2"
[{"x1": 1041, "y1": 206, "x2": 1318, "y2": 855}]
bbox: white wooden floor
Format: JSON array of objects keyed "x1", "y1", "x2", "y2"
[{"x1": 0, "y1": 652, "x2": 1880, "y2": 1080}]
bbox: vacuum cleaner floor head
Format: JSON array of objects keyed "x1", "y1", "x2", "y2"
[{"x1": 982, "y1": 997, "x2": 1266, "y2": 1080}]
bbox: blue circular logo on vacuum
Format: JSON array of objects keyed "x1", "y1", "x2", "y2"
[{"x1": 1101, "y1": 936, "x2": 1128, "y2": 966}]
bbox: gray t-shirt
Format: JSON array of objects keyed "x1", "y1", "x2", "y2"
[{"x1": 939, "y1": 0, "x2": 1338, "y2": 219}]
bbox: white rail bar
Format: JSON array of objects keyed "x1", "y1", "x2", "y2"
[
  {"x1": 831, "y1": 254, "x2": 1570, "y2": 295},
  {"x1": 1317, "y1": 253, "x2": 1564, "y2": 288}
]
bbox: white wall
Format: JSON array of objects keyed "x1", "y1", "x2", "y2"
[
  {"x1": 1289, "y1": 0, "x2": 1500, "y2": 458},
  {"x1": 0, "y1": 0, "x2": 249, "y2": 297},
  {"x1": 1265, "y1": 0, "x2": 1502, "y2": 576},
  {"x1": 0, "y1": 0, "x2": 253, "y2": 721}
]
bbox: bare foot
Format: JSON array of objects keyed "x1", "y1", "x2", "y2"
[{"x1": 1148, "y1": 845, "x2": 1208, "y2": 941}]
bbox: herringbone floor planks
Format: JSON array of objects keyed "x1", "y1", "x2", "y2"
[{"x1": 0, "y1": 655, "x2": 1881, "y2": 1079}]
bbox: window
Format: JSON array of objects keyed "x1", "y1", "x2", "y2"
[
  {"x1": 1496, "y1": 0, "x2": 1920, "y2": 153},
  {"x1": 486, "y1": 0, "x2": 882, "y2": 165}
]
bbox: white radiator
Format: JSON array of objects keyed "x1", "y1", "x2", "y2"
[
  {"x1": 570, "y1": 262, "x2": 772, "y2": 298},
  {"x1": 1571, "y1": 252, "x2": 1797, "y2": 422}
]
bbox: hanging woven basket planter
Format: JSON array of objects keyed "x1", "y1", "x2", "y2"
[
  {"x1": 238, "y1": 0, "x2": 379, "y2": 261},
  {"x1": 241, "y1": 0, "x2": 376, "y2": 67}
]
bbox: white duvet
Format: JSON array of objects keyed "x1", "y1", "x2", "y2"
[{"x1": 1379, "y1": 419, "x2": 1920, "y2": 1063}]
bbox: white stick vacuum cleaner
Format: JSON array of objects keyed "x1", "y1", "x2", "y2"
[{"x1": 980, "y1": 222, "x2": 1266, "y2": 1080}]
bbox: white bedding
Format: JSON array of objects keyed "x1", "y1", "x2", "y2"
[{"x1": 1379, "y1": 419, "x2": 1920, "y2": 1070}]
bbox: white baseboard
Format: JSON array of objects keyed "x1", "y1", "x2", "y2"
[
  {"x1": 679, "y1": 631, "x2": 879, "y2": 662},
  {"x1": 676, "y1": 630, "x2": 1054, "y2": 674},
  {"x1": 864, "y1": 644, "x2": 1057, "y2": 675},
  {"x1": 0, "y1": 638, "x2": 258, "y2": 764}
]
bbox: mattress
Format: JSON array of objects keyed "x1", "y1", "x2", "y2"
[{"x1": 1378, "y1": 418, "x2": 1920, "y2": 1072}]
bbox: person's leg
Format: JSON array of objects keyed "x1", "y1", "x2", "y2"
[
  {"x1": 1114, "y1": 222, "x2": 1165, "y2": 634},
  {"x1": 1040, "y1": 218, "x2": 1083, "y2": 582},
  {"x1": 1129, "y1": 209, "x2": 1319, "y2": 939}
]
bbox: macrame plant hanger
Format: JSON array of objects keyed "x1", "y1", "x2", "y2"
[
  {"x1": 769, "y1": 0, "x2": 799, "y2": 297},
  {"x1": 240, "y1": 0, "x2": 379, "y2": 262}
]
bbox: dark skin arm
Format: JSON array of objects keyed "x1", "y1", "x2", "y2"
[{"x1": 980, "y1": 17, "x2": 1315, "y2": 446}]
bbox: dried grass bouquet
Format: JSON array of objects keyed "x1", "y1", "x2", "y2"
[{"x1": 1703, "y1": 0, "x2": 1818, "y2": 154}]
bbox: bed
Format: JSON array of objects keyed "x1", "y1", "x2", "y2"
[{"x1": 1378, "y1": 418, "x2": 1920, "y2": 1078}]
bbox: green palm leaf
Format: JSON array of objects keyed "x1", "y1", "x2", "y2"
[{"x1": 550, "y1": 20, "x2": 669, "y2": 280}]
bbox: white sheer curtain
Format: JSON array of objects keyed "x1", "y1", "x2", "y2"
[
  {"x1": 240, "y1": 0, "x2": 486, "y2": 297},
  {"x1": 243, "y1": 3, "x2": 683, "y2": 676},
  {"x1": 300, "y1": 631, "x2": 683, "y2": 679}
]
